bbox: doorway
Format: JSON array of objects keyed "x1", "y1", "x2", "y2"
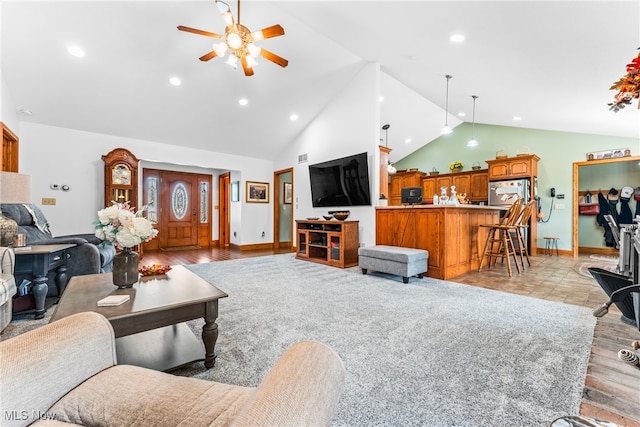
[
  {"x1": 142, "y1": 169, "x2": 212, "y2": 250},
  {"x1": 274, "y1": 168, "x2": 294, "y2": 249},
  {"x1": 219, "y1": 172, "x2": 230, "y2": 247}
]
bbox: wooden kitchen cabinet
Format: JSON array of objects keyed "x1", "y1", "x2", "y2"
[
  {"x1": 486, "y1": 155, "x2": 540, "y2": 180},
  {"x1": 469, "y1": 171, "x2": 488, "y2": 201},
  {"x1": 390, "y1": 170, "x2": 426, "y2": 205},
  {"x1": 423, "y1": 169, "x2": 488, "y2": 203}
]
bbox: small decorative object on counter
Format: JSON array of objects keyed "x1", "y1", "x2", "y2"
[
  {"x1": 472, "y1": 161, "x2": 481, "y2": 170},
  {"x1": 378, "y1": 194, "x2": 388, "y2": 207},
  {"x1": 429, "y1": 167, "x2": 440, "y2": 176}
]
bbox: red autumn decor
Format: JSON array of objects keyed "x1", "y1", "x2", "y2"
[{"x1": 609, "y1": 48, "x2": 640, "y2": 112}]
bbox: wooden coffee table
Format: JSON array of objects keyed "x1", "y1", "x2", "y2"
[{"x1": 50, "y1": 265, "x2": 228, "y2": 372}]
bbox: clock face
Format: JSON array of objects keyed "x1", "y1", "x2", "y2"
[{"x1": 112, "y1": 164, "x2": 131, "y2": 185}]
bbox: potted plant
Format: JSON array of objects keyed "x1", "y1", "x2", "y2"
[{"x1": 449, "y1": 161, "x2": 463, "y2": 173}]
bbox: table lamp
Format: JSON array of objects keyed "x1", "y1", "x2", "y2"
[{"x1": 0, "y1": 172, "x2": 32, "y2": 246}]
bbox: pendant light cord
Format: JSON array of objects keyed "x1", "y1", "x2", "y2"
[
  {"x1": 444, "y1": 75, "x2": 451, "y2": 126},
  {"x1": 471, "y1": 95, "x2": 477, "y2": 138}
]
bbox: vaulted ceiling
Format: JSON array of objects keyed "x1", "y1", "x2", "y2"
[{"x1": 2, "y1": 1, "x2": 639, "y2": 164}]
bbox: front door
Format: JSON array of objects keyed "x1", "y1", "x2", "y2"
[{"x1": 161, "y1": 172, "x2": 199, "y2": 248}]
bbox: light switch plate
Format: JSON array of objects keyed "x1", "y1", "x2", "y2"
[{"x1": 42, "y1": 198, "x2": 56, "y2": 205}]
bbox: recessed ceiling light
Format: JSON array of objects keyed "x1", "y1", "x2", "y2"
[
  {"x1": 450, "y1": 34, "x2": 465, "y2": 43},
  {"x1": 289, "y1": 113, "x2": 299, "y2": 121},
  {"x1": 67, "y1": 45, "x2": 85, "y2": 58},
  {"x1": 458, "y1": 112, "x2": 466, "y2": 117},
  {"x1": 513, "y1": 116, "x2": 522, "y2": 121},
  {"x1": 18, "y1": 108, "x2": 32, "y2": 116},
  {"x1": 238, "y1": 98, "x2": 248, "y2": 106},
  {"x1": 379, "y1": 96, "x2": 384, "y2": 103},
  {"x1": 169, "y1": 76, "x2": 181, "y2": 86},
  {"x1": 405, "y1": 138, "x2": 412, "y2": 144}
]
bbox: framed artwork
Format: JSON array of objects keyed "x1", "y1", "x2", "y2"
[
  {"x1": 246, "y1": 181, "x2": 269, "y2": 203},
  {"x1": 231, "y1": 181, "x2": 239, "y2": 202},
  {"x1": 283, "y1": 182, "x2": 293, "y2": 204}
]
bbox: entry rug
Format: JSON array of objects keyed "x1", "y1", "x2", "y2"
[{"x1": 177, "y1": 254, "x2": 596, "y2": 427}]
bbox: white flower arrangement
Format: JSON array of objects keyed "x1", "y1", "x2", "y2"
[{"x1": 95, "y1": 202, "x2": 158, "y2": 249}]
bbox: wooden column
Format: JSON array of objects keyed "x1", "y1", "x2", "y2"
[{"x1": 379, "y1": 145, "x2": 392, "y2": 200}]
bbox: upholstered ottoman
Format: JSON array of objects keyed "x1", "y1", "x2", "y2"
[{"x1": 358, "y1": 245, "x2": 428, "y2": 283}]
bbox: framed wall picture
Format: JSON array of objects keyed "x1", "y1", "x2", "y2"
[
  {"x1": 283, "y1": 182, "x2": 293, "y2": 204},
  {"x1": 246, "y1": 181, "x2": 269, "y2": 203},
  {"x1": 231, "y1": 181, "x2": 239, "y2": 202}
]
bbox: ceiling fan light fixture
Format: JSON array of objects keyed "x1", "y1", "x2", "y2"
[
  {"x1": 226, "y1": 55, "x2": 238, "y2": 68},
  {"x1": 179, "y1": 0, "x2": 287, "y2": 76},
  {"x1": 440, "y1": 125, "x2": 452, "y2": 135},
  {"x1": 467, "y1": 139, "x2": 478, "y2": 147},
  {"x1": 227, "y1": 32, "x2": 243, "y2": 49},
  {"x1": 212, "y1": 42, "x2": 228, "y2": 57},
  {"x1": 246, "y1": 56, "x2": 258, "y2": 68}
]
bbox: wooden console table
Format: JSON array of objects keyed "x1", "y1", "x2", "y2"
[{"x1": 14, "y1": 244, "x2": 75, "y2": 319}]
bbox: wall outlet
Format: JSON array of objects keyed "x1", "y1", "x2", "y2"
[
  {"x1": 554, "y1": 203, "x2": 565, "y2": 209},
  {"x1": 42, "y1": 197, "x2": 56, "y2": 205}
]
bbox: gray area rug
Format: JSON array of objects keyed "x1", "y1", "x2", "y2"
[{"x1": 171, "y1": 254, "x2": 597, "y2": 427}]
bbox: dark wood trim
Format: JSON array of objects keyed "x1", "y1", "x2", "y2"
[
  {"x1": 218, "y1": 172, "x2": 230, "y2": 247},
  {"x1": 1, "y1": 122, "x2": 19, "y2": 172}
]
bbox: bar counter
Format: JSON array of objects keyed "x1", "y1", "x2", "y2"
[{"x1": 375, "y1": 205, "x2": 504, "y2": 280}]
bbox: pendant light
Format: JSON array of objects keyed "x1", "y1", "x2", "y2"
[
  {"x1": 467, "y1": 95, "x2": 479, "y2": 147},
  {"x1": 440, "y1": 75, "x2": 453, "y2": 135},
  {"x1": 382, "y1": 124, "x2": 397, "y2": 175}
]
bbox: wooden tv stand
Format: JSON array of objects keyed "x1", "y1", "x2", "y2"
[{"x1": 295, "y1": 220, "x2": 359, "y2": 268}]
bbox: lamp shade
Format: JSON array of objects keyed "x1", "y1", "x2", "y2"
[{"x1": 0, "y1": 172, "x2": 32, "y2": 203}]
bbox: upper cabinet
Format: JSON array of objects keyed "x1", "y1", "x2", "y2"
[
  {"x1": 389, "y1": 171, "x2": 426, "y2": 205},
  {"x1": 486, "y1": 155, "x2": 540, "y2": 180},
  {"x1": 102, "y1": 148, "x2": 139, "y2": 208}
]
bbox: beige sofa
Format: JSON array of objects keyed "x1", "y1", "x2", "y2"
[
  {"x1": 0, "y1": 312, "x2": 345, "y2": 426},
  {"x1": 0, "y1": 246, "x2": 17, "y2": 332}
]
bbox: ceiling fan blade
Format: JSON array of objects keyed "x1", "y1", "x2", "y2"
[
  {"x1": 177, "y1": 25, "x2": 224, "y2": 39},
  {"x1": 260, "y1": 48, "x2": 288, "y2": 68},
  {"x1": 256, "y1": 24, "x2": 285, "y2": 40},
  {"x1": 199, "y1": 51, "x2": 218, "y2": 62},
  {"x1": 241, "y1": 56, "x2": 255, "y2": 76}
]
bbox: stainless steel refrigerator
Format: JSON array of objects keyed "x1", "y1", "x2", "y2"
[{"x1": 488, "y1": 178, "x2": 530, "y2": 207}]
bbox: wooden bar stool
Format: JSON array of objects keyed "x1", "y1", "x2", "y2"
[
  {"x1": 512, "y1": 199, "x2": 537, "y2": 269},
  {"x1": 544, "y1": 237, "x2": 559, "y2": 256},
  {"x1": 478, "y1": 198, "x2": 524, "y2": 277}
]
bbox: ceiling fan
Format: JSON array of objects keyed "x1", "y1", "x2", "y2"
[{"x1": 177, "y1": 0, "x2": 288, "y2": 77}]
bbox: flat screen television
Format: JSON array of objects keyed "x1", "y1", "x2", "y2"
[
  {"x1": 401, "y1": 187, "x2": 423, "y2": 204},
  {"x1": 308, "y1": 152, "x2": 372, "y2": 208}
]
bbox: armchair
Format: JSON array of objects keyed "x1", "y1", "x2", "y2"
[
  {"x1": 0, "y1": 246, "x2": 16, "y2": 331},
  {"x1": 0, "y1": 203, "x2": 115, "y2": 297},
  {"x1": 0, "y1": 312, "x2": 345, "y2": 427}
]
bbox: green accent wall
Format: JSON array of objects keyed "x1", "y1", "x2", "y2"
[{"x1": 393, "y1": 122, "x2": 640, "y2": 251}]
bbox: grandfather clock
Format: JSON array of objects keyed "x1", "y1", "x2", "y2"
[{"x1": 102, "y1": 148, "x2": 139, "y2": 208}]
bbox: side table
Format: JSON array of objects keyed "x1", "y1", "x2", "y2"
[{"x1": 14, "y1": 244, "x2": 76, "y2": 319}]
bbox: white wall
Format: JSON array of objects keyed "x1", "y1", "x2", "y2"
[
  {"x1": 274, "y1": 62, "x2": 381, "y2": 247},
  {"x1": 17, "y1": 122, "x2": 274, "y2": 244}
]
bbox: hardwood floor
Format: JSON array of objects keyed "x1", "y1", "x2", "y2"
[{"x1": 142, "y1": 247, "x2": 640, "y2": 426}]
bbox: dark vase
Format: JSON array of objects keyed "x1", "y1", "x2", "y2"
[{"x1": 112, "y1": 247, "x2": 139, "y2": 288}]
